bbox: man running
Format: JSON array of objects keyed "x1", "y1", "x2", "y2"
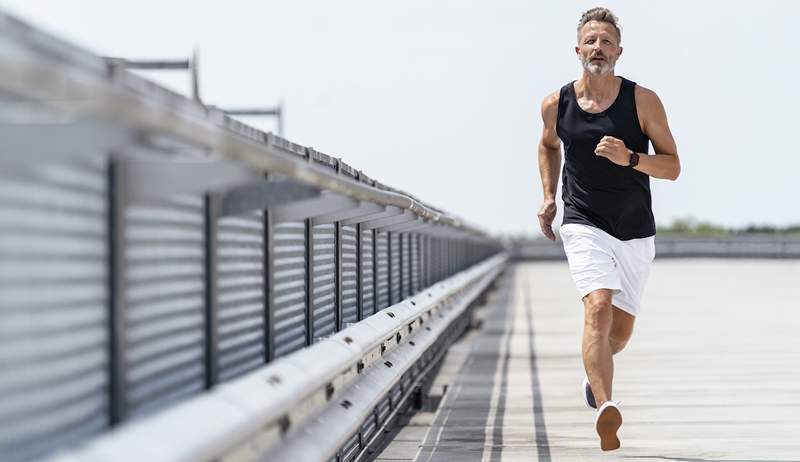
[{"x1": 536, "y1": 7, "x2": 680, "y2": 451}]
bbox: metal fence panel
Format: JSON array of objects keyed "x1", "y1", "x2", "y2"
[
  {"x1": 389, "y1": 233, "x2": 401, "y2": 304},
  {"x1": 361, "y1": 415, "x2": 378, "y2": 449},
  {"x1": 359, "y1": 227, "x2": 375, "y2": 317},
  {"x1": 400, "y1": 233, "x2": 411, "y2": 300},
  {"x1": 435, "y1": 238, "x2": 445, "y2": 282},
  {"x1": 216, "y1": 211, "x2": 265, "y2": 382},
  {"x1": 341, "y1": 432, "x2": 360, "y2": 462},
  {"x1": 124, "y1": 194, "x2": 206, "y2": 418},
  {"x1": 376, "y1": 395, "x2": 391, "y2": 427},
  {"x1": 340, "y1": 224, "x2": 358, "y2": 326},
  {"x1": 410, "y1": 233, "x2": 420, "y2": 294},
  {"x1": 312, "y1": 223, "x2": 336, "y2": 340},
  {"x1": 375, "y1": 231, "x2": 389, "y2": 310},
  {"x1": 421, "y1": 234, "x2": 430, "y2": 288},
  {"x1": 0, "y1": 159, "x2": 108, "y2": 462},
  {"x1": 431, "y1": 237, "x2": 438, "y2": 283},
  {"x1": 0, "y1": 17, "x2": 511, "y2": 462},
  {"x1": 272, "y1": 221, "x2": 307, "y2": 357}
]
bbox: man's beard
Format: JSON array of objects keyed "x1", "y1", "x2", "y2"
[{"x1": 580, "y1": 54, "x2": 615, "y2": 76}]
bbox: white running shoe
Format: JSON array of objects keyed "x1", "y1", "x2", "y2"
[
  {"x1": 595, "y1": 400, "x2": 622, "y2": 451},
  {"x1": 582, "y1": 376, "x2": 597, "y2": 409}
]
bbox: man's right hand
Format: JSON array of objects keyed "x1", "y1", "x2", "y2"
[{"x1": 537, "y1": 200, "x2": 557, "y2": 241}]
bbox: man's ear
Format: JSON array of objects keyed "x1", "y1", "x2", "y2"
[
  {"x1": 617, "y1": 46, "x2": 624, "y2": 58},
  {"x1": 575, "y1": 45, "x2": 581, "y2": 56}
]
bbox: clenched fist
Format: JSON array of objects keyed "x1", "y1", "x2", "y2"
[{"x1": 594, "y1": 136, "x2": 630, "y2": 166}]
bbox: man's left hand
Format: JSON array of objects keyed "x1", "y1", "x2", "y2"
[{"x1": 594, "y1": 136, "x2": 630, "y2": 166}]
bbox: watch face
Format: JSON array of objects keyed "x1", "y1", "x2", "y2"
[{"x1": 629, "y1": 152, "x2": 639, "y2": 167}]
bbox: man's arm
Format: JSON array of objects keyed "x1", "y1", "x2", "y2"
[
  {"x1": 537, "y1": 91, "x2": 562, "y2": 241},
  {"x1": 594, "y1": 86, "x2": 681, "y2": 180}
]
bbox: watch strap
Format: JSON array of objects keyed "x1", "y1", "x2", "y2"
[{"x1": 628, "y1": 150, "x2": 640, "y2": 168}]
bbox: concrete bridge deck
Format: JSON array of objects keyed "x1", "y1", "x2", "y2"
[{"x1": 377, "y1": 259, "x2": 800, "y2": 461}]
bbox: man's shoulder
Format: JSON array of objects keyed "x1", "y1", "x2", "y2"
[
  {"x1": 633, "y1": 83, "x2": 660, "y2": 104},
  {"x1": 631, "y1": 82, "x2": 669, "y2": 131},
  {"x1": 541, "y1": 89, "x2": 561, "y2": 117}
]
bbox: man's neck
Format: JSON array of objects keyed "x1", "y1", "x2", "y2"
[{"x1": 577, "y1": 72, "x2": 619, "y2": 100}]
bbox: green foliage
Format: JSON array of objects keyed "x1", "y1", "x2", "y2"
[
  {"x1": 657, "y1": 217, "x2": 728, "y2": 236},
  {"x1": 657, "y1": 217, "x2": 800, "y2": 236}
]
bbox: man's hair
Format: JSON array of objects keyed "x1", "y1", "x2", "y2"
[{"x1": 577, "y1": 7, "x2": 621, "y2": 43}]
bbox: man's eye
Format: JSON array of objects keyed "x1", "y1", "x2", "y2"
[{"x1": 602, "y1": 40, "x2": 611, "y2": 44}]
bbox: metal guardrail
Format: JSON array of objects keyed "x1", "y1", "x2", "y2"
[
  {"x1": 510, "y1": 235, "x2": 800, "y2": 260},
  {"x1": 0, "y1": 12, "x2": 506, "y2": 462},
  {"x1": 46, "y1": 254, "x2": 507, "y2": 462}
]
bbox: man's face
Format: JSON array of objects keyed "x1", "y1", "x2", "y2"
[{"x1": 576, "y1": 20, "x2": 622, "y2": 76}]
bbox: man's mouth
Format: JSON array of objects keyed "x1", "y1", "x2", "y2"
[{"x1": 591, "y1": 56, "x2": 605, "y2": 62}]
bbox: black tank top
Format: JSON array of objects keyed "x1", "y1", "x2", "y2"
[{"x1": 556, "y1": 76, "x2": 655, "y2": 240}]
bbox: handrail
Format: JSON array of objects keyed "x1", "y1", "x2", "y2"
[{"x1": 0, "y1": 12, "x2": 489, "y2": 240}]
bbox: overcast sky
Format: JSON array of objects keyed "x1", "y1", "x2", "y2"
[{"x1": 1, "y1": 1, "x2": 797, "y2": 235}]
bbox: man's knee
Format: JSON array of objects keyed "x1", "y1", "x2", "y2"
[{"x1": 584, "y1": 292, "x2": 613, "y2": 334}]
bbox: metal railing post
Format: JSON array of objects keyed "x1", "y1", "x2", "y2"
[
  {"x1": 335, "y1": 220, "x2": 343, "y2": 331},
  {"x1": 223, "y1": 104, "x2": 284, "y2": 137},
  {"x1": 356, "y1": 222, "x2": 363, "y2": 320},
  {"x1": 106, "y1": 54, "x2": 201, "y2": 102},
  {"x1": 372, "y1": 228, "x2": 378, "y2": 314},
  {"x1": 399, "y1": 233, "x2": 405, "y2": 299},
  {"x1": 305, "y1": 218, "x2": 315, "y2": 344},
  {"x1": 423, "y1": 235, "x2": 429, "y2": 288},
  {"x1": 419, "y1": 234, "x2": 424, "y2": 289},
  {"x1": 386, "y1": 232, "x2": 395, "y2": 306},
  {"x1": 264, "y1": 195, "x2": 276, "y2": 362},
  {"x1": 335, "y1": 160, "x2": 343, "y2": 331},
  {"x1": 107, "y1": 158, "x2": 128, "y2": 425},
  {"x1": 108, "y1": 154, "x2": 128, "y2": 426},
  {"x1": 204, "y1": 193, "x2": 221, "y2": 388}
]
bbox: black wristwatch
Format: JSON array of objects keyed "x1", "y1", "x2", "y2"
[{"x1": 628, "y1": 149, "x2": 640, "y2": 168}]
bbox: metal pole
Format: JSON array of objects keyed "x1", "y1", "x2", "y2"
[
  {"x1": 190, "y1": 48, "x2": 200, "y2": 102},
  {"x1": 387, "y1": 232, "x2": 394, "y2": 306},
  {"x1": 305, "y1": 219, "x2": 315, "y2": 345},
  {"x1": 113, "y1": 59, "x2": 190, "y2": 69},
  {"x1": 203, "y1": 193, "x2": 221, "y2": 388},
  {"x1": 107, "y1": 158, "x2": 128, "y2": 425},
  {"x1": 356, "y1": 222, "x2": 363, "y2": 320},
  {"x1": 264, "y1": 176, "x2": 275, "y2": 362},
  {"x1": 106, "y1": 54, "x2": 201, "y2": 102},
  {"x1": 223, "y1": 104, "x2": 284, "y2": 137},
  {"x1": 372, "y1": 229, "x2": 378, "y2": 314},
  {"x1": 277, "y1": 103, "x2": 284, "y2": 137},
  {"x1": 335, "y1": 220, "x2": 343, "y2": 331},
  {"x1": 399, "y1": 233, "x2": 405, "y2": 299},
  {"x1": 415, "y1": 233, "x2": 421, "y2": 293}
]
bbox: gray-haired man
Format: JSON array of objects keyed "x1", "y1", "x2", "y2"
[{"x1": 536, "y1": 7, "x2": 680, "y2": 451}]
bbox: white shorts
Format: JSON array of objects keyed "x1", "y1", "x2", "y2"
[{"x1": 560, "y1": 223, "x2": 655, "y2": 317}]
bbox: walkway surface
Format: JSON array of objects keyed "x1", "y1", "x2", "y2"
[{"x1": 377, "y1": 259, "x2": 800, "y2": 461}]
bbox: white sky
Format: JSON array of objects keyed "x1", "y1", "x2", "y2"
[{"x1": 1, "y1": 1, "x2": 797, "y2": 235}]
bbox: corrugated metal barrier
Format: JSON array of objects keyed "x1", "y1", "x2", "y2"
[{"x1": 0, "y1": 11, "x2": 506, "y2": 462}]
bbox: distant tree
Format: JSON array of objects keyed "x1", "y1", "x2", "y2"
[
  {"x1": 657, "y1": 217, "x2": 800, "y2": 236},
  {"x1": 741, "y1": 224, "x2": 778, "y2": 234},
  {"x1": 658, "y1": 217, "x2": 728, "y2": 236}
]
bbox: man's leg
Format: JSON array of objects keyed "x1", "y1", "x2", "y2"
[
  {"x1": 609, "y1": 305, "x2": 635, "y2": 355},
  {"x1": 582, "y1": 290, "x2": 636, "y2": 405}
]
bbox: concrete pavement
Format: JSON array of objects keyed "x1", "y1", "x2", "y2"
[{"x1": 376, "y1": 259, "x2": 800, "y2": 461}]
